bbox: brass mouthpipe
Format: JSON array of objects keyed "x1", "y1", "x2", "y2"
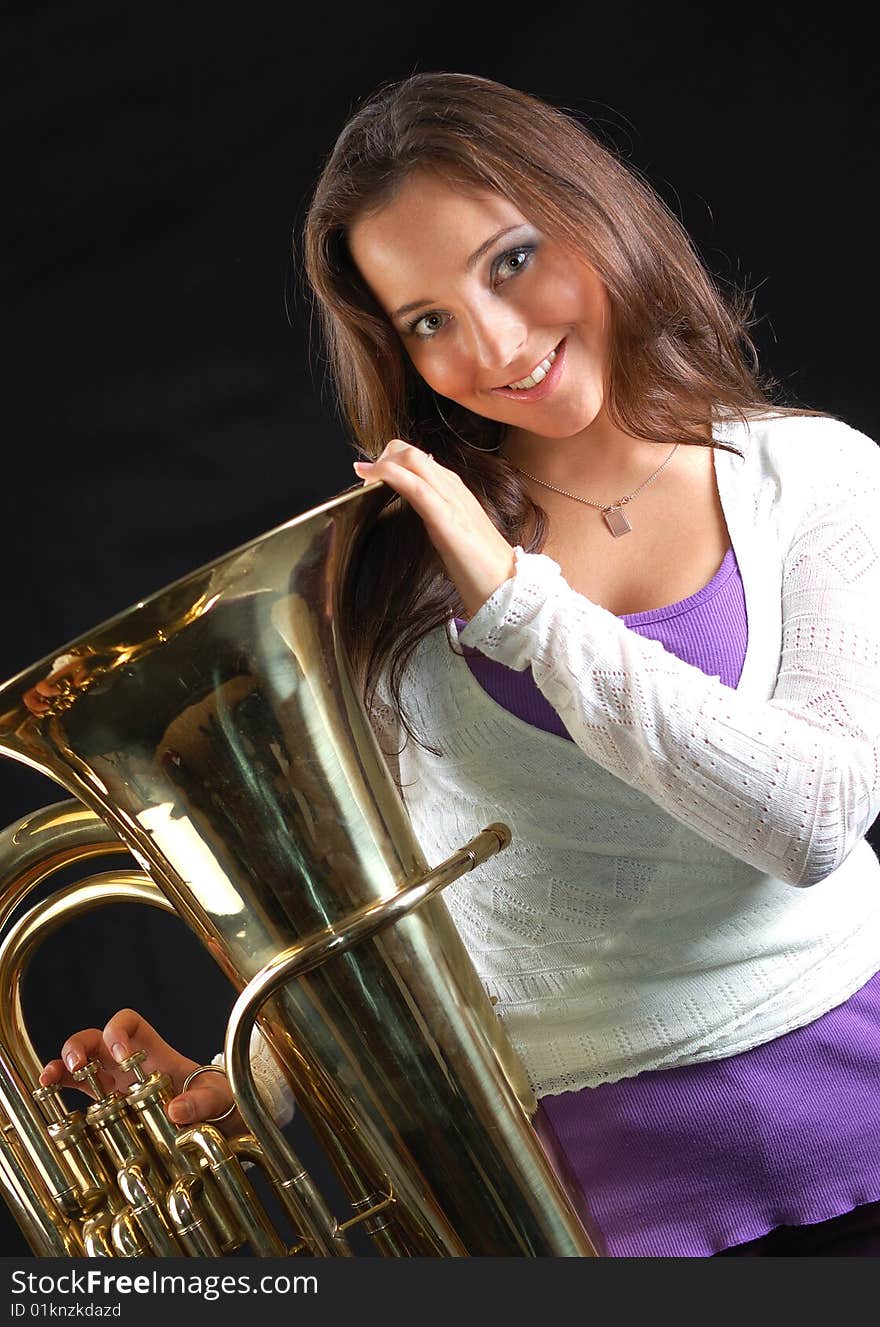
[{"x1": 223, "y1": 824, "x2": 512, "y2": 1258}]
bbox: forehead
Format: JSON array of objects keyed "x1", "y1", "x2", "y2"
[{"x1": 347, "y1": 172, "x2": 531, "y2": 310}]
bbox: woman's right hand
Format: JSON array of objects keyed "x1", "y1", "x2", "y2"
[{"x1": 38, "y1": 1008, "x2": 243, "y2": 1135}]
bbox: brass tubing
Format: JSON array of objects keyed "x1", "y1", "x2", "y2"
[
  {"x1": 109, "y1": 1207, "x2": 149, "y2": 1257},
  {"x1": 166, "y1": 1175, "x2": 224, "y2": 1256},
  {"x1": 86, "y1": 1097, "x2": 155, "y2": 1183},
  {"x1": 124, "y1": 1063, "x2": 242, "y2": 1253},
  {"x1": 117, "y1": 1162, "x2": 183, "y2": 1256},
  {"x1": 38, "y1": 1119, "x2": 111, "y2": 1216},
  {"x1": 174, "y1": 1125, "x2": 286, "y2": 1257},
  {"x1": 0, "y1": 483, "x2": 599, "y2": 1260},
  {"x1": 82, "y1": 1215, "x2": 116, "y2": 1257},
  {"x1": 0, "y1": 813, "x2": 171, "y2": 1233},
  {"x1": 224, "y1": 825, "x2": 511, "y2": 1257},
  {"x1": 0, "y1": 866, "x2": 174, "y2": 1085},
  {"x1": 0, "y1": 803, "x2": 125, "y2": 933},
  {"x1": 0, "y1": 826, "x2": 322, "y2": 1260},
  {"x1": 0, "y1": 1045, "x2": 81, "y2": 1222},
  {"x1": 32, "y1": 1089, "x2": 117, "y2": 1217},
  {"x1": 0, "y1": 1118, "x2": 81, "y2": 1256}
]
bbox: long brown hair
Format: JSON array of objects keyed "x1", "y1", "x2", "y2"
[{"x1": 301, "y1": 72, "x2": 830, "y2": 749}]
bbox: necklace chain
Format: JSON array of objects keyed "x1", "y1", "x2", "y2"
[
  {"x1": 510, "y1": 441, "x2": 681, "y2": 537},
  {"x1": 512, "y1": 442, "x2": 680, "y2": 512}
]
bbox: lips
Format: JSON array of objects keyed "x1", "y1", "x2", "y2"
[{"x1": 490, "y1": 338, "x2": 567, "y2": 404}]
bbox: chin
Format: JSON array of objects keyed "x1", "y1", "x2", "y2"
[
  {"x1": 527, "y1": 403, "x2": 605, "y2": 440},
  {"x1": 538, "y1": 416, "x2": 601, "y2": 440}
]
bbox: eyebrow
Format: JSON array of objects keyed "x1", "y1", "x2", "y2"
[{"x1": 389, "y1": 225, "x2": 527, "y2": 322}]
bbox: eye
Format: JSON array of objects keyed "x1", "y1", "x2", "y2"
[
  {"x1": 408, "y1": 310, "x2": 448, "y2": 339},
  {"x1": 492, "y1": 245, "x2": 535, "y2": 284}
]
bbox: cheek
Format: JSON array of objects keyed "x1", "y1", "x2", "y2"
[
  {"x1": 529, "y1": 266, "x2": 609, "y2": 345},
  {"x1": 529, "y1": 278, "x2": 584, "y2": 325},
  {"x1": 408, "y1": 344, "x2": 471, "y2": 397}
]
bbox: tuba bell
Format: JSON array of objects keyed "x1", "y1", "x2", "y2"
[{"x1": 0, "y1": 482, "x2": 597, "y2": 1258}]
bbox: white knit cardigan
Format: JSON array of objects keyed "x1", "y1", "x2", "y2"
[{"x1": 367, "y1": 411, "x2": 880, "y2": 1099}]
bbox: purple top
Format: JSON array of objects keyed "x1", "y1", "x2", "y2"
[{"x1": 454, "y1": 546, "x2": 880, "y2": 1256}]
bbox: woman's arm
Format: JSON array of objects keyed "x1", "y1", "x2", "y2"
[{"x1": 458, "y1": 433, "x2": 880, "y2": 887}]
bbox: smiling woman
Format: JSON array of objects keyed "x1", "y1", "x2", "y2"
[
  {"x1": 299, "y1": 73, "x2": 880, "y2": 1258},
  {"x1": 346, "y1": 177, "x2": 609, "y2": 435},
  {"x1": 301, "y1": 72, "x2": 815, "y2": 722},
  {"x1": 38, "y1": 71, "x2": 880, "y2": 1258}
]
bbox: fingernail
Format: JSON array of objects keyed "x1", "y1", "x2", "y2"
[
  {"x1": 64, "y1": 1052, "x2": 80, "y2": 1072},
  {"x1": 110, "y1": 1042, "x2": 127, "y2": 1063},
  {"x1": 352, "y1": 460, "x2": 372, "y2": 471},
  {"x1": 170, "y1": 1100, "x2": 193, "y2": 1123}
]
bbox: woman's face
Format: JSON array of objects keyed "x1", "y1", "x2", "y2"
[{"x1": 347, "y1": 170, "x2": 612, "y2": 443}]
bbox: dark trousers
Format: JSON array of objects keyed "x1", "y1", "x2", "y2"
[{"x1": 715, "y1": 1200, "x2": 880, "y2": 1256}]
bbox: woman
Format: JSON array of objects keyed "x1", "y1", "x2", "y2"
[{"x1": 41, "y1": 72, "x2": 880, "y2": 1257}]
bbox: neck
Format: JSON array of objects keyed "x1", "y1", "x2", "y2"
[{"x1": 500, "y1": 407, "x2": 710, "y2": 490}]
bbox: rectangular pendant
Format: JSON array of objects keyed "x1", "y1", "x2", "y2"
[{"x1": 603, "y1": 506, "x2": 632, "y2": 537}]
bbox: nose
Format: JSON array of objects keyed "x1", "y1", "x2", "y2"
[{"x1": 465, "y1": 301, "x2": 527, "y2": 376}]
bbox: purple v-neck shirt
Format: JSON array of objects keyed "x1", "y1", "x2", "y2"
[{"x1": 454, "y1": 546, "x2": 880, "y2": 1256}]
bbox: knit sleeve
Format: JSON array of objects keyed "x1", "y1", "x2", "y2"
[
  {"x1": 458, "y1": 427, "x2": 880, "y2": 888},
  {"x1": 211, "y1": 1025, "x2": 295, "y2": 1129}
]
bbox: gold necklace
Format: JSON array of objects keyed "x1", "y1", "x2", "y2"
[{"x1": 512, "y1": 442, "x2": 681, "y2": 537}]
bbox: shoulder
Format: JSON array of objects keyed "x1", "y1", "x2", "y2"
[
  {"x1": 718, "y1": 410, "x2": 880, "y2": 490},
  {"x1": 741, "y1": 410, "x2": 877, "y2": 468}
]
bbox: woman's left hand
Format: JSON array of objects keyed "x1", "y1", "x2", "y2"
[{"x1": 353, "y1": 440, "x2": 516, "y2": 619}]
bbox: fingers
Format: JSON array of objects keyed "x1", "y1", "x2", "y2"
[
  {"x1": 352, "y1": 437, "x2": 515, "y2": 617},
  {"x1": 38, "y1": 1028, "x2": 120, "y2": 1101},
  {"x1": 39, "y1": 1009, "x2": 241, "y2": 1133},
  {"x1": 99, "y1": 1008, "x2": 157, "y2": 1067},
  {"x1": 355, "y1": 439, "x2": 459, "y2": 490},
  {"x1": 38, "y1": 1058, "x2": 71, "y2": 1089},
  {"x1": 353, "y1": 441, "x2": 462, "y2": 528},
  {"x1": 40, "y1": 1009, "x2": 194, "y2": 1105}
]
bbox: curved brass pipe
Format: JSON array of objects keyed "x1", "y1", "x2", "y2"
[
  {"x1": 225, "y1": 824, "x2": 514, "y2": 1256},
  {"x1": 0, "y1": 807, "x2": 144, "y2": 1239},
  {"x1": 0, "y1": 483, "x2": 599, "y2": 1258},
  {"x1": 0, "y1": 1118, "x2": 82, "y2": 1256},
  {"x1": 0, "y1": 867, "x2": 174, "y2": 1083},
  {"x1": 0, "y1": 802, "x2": 125, "y2": 932},
  {"x1": 166, "y1": 1173, "x2": 223, "y2": 1255},
  {"x1": 0, "y1": 828, "x2": 336, "y2": 1258}
]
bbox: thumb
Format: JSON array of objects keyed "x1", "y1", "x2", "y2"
[{"x1": 166, "y1": 1072, "x2": 232, "y2": 1126}]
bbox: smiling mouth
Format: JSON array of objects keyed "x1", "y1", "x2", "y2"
[{"x1": 502, "y1": 343, "x2": 561, "y2": 391}]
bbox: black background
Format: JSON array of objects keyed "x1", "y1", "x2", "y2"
[{"x1": 2, "y1": 3, "x2": 878, "y2": 1257}]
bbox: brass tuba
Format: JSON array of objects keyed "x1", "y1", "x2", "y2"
[{"x1": 0, "y1": 483, "x2": 597, "y2": 1258}]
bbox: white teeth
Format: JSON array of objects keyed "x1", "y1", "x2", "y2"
[{"x1": 505, "y1": 346, "x2": 558, "y2": 390}]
